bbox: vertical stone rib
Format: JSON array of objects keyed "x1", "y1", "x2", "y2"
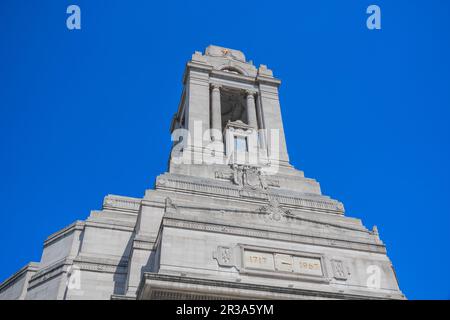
[
  {"x1": 211, "y1": 84, "x2": 222, "y2": 141},
  {"x1": 246, "y1": 90, "x2": 258, "y2": 129}
]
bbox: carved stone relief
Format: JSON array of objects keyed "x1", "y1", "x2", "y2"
[
  {"x1": 258, "y1": 198, "x2": 294, "y2": 222},
  {"x1": 331, "y1": 259, "x2": 349, "y2": 280},
  {"x1": 213, "y1": 246, "x2": 235, "y2": 267},
  {"x1": 215, "y1": 165, "x2": 280, "y2": 192},
  {"x1": 165, "y1": 197, "x2": 178, "y2": 214}
]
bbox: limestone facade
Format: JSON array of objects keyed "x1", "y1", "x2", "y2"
[{"x1": 0, "y1": 45, "x2": 404, "y2": 300}]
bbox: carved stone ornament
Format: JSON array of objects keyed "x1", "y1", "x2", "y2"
[
  {"x1": 205, "y1": 45, "x2": 246, "y2": 63},
  {"x1": 165, "y1": 197, "x2": 178, "y2": 214},
  {"x1": 258, "y1": 198, "x2": 294, "y2": 222},
  {"x1": 213, "y1": 246, "x2": 235, "y2": 267},
  {"x1": 331, "y1": 259, "x2": 348, "y2": 280},
  {"x1": 215, "y1": 165, "x2": 280, "y2": 192},
  {"x1": 243, "y1": 166, "x2": 262, "y2": 189},
  {"x1": 236, "y1": 165, "x2": 267, "y2": 190},
  {"x1": 157, "y1": 177, "x2": 167, "y2": 186},
  {"x1": 232, "y1": 164, "x2": 244, "y2": 186}
]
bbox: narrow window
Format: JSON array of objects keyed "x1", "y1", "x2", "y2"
[{"x1": 234, "y1": 136, "x2": 248, "y2": 152}]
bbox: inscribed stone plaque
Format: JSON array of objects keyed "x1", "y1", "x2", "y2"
[
  {"x1": 274, "y1": 253, "x2": 293, "y2": 272},
  {"x1": 244, "y1": 250, "x2": 274, "y2": 271},
  {"x1": 292, "y1": 256, "x2": 323, "y2": 276}
]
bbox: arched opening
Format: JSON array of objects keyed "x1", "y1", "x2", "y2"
[
  {"x1": 220, "y1": 66, "x2": 245, "y2": 75},
  {"x1": 220, "y1": 88, "x2": 248, "y2": 131}
]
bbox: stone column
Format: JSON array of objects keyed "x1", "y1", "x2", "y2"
[
  {"x1": 255, "y1": 93, "x2": 267, "y2": 151},
  {"x1": 246, "y1": 90, "x2": 258, "y2": 129},
  {"x1": 211, "y1": 84, "x2": 222, "y2": 141}
]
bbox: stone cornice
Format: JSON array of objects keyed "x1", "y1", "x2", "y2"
[
  {"x1": 133, "y1": 235, "x2": 157, "y2": 250},
  {"x1": 84, "y1": 219, "x2": 135, "y2": 232},
  {"x1": 210, "y1": 69, "x2": 256, "y2": 85},
  {"x1": 28, "y1": 258, "x2": 70, "y2": 290},
  {"x1": 111, "y1": 294, "x2": 136, "y2": 300},
  {"x1": 103, "y1": 195, "x2": 141, "y2": 213},
  {"x1": 155, "y1": 174, "x2": 344, "y2": 215},
  {"x1": 138, "y1": 273, "x2": 404, "y2": 300},
  {"x1": 44, "y1": 217, "x2": 135, "y2": 249},
  {"x1": 161, "y1": 201, "x2": 364, "y2": 233},
  {"x1": 162, "y1": 216, "x2": 386, "y2": 254},
  {"x1": 183, "y1": 62, "x2": 213, "y2": 84},
  {"x1": 73, "y1": 255, "x2": 128, "y2": 275},
  {"x1": 0, "y1": 262, "x2": 39, "y2": 293},
  {"x1": 28, "y1": 255, "x2": 130, "y2": 290},
  {"x1": 185, "y1": 61, "x2": 278, "y2": 88},
  {"x1": 44, "y1": 221, "x2": 85, "y2": 247},
  {"x1": 256, "y1": 74, "x2": 281, "y2": 86}
]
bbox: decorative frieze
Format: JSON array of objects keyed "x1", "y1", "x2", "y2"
[
  {"x1": 28, "y1": 259, "x2": 69, "y2": 289},
  {"x1": 164, "y1": 201, "x2": 366, "y2": 236},
  {"x1": 157, "y1": 177, "x2": 241, "y2": 198},
  {"x1": 163, "y1": 218, "x2": 386, "y2": 254},
  {"x1": 75, "y1": 261, "x2": 128, "y2": 275},
  {"x1": 276, "y1": 194, "x2": 344, "y2": 213},
  {"x1": 73, "y1": 255, "x2": 129, "y2": 275},
  {"x1": 103, "y1": 195, "x2": 142, "y2": 212},
  {"x1": 157, "y1": 174, "x2": 344, "y2": 214}
]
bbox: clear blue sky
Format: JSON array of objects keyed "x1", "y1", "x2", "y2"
[{"x1": 1, "y1": 1, "x2": 449, "y2": 299}]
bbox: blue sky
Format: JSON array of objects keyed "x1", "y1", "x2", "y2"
[{"x1": 0, "y1": 1, "x2": 449, "y2": 299}]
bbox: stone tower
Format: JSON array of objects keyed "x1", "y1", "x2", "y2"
[{"x1": 0, "y1": 45, "x2": 404, "y2": 300}]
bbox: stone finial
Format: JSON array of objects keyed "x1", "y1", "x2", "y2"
[
  {"x1": 191, "y1": 51, "x2": 207, "y2": 63},
  {"x1": 372, "y1": 225, "x2": 379, "y2": 235},
  {"x1": 258, "y1": 64, "x2": 273, "y2": 77}
]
